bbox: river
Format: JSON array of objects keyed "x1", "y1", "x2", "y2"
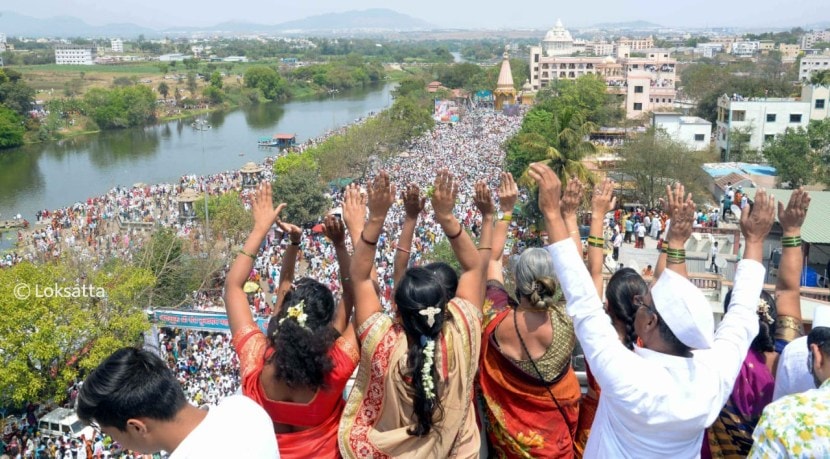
[{"x1": 0, "y1": 83, "x2": 395, "y2": 249}]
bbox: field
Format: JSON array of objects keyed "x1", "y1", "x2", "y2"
[{"x1": 15, "y1": 63, "x2": 245, "y2": 102}]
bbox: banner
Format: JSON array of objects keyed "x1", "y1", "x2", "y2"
[
  {"x1": 434, "y1": 99, "x2": 460, "y2": 123},
  {"x1": 153, "y1": 310, "x2": 269, "y2": 333}
]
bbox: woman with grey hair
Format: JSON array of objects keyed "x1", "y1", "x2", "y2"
[{"x1": 478, "y1": 245, "x2": 581, "y2": 457}]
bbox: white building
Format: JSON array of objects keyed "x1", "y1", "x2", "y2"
[
  {"x1": 731, "y1": 41, "x2": 760, "y2": 56},
  {"x1": 159, "y1": 53, "x2": 187, "y2": 62},
  {"x1": 653, "y1": 112, "x2": 712, "y2": 151},
  {"x1": 0, "y1": 33, "x2": 6, "y2": 52},
  {"x1": 54, "y1": 45, "x2": 96, "y2": 65},
  {"x1": 799, "y1": 55, "x2": 830, "y2": 81},
  {"x1": 541, "y1": 19, "x2": 576, "y2": 57},
  {"x1": 695, "y1": 43, "x2": 724, "y2": 58},
  {"x1": 586, "y1": 42, "x2": 614, "y2": 56},
  {"x1": 802, "y1": 85, "x2": 830, "y2": 120},
  {"x1": 111, "y1": 38, "x2": 123, "y2": 53},
  {"x1": 802, "y1": 30, "x2": 830, "y2": 50},
  {"x1": 716, "y1": 95, "x2": 811, "y2": 157}
]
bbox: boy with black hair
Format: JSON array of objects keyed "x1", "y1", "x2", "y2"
[{"x1": 76, "y1": 347, "x2": 279, "y2": 458}]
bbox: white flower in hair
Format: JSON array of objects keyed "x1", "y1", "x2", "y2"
[
  {"x1": 419, "y1": 306, "x2": 441, "y2": 328},
  {"x1": 279, "y1": 300, "x2": 308, "y2": 328},
  {"x1": 421, "y1": 338, "x2": 436, "y2": 400}
]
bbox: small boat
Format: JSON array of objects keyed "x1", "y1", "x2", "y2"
[
  {"x1": 258, "y1": 133, "x2": 296, "y2": 149},
  {"x1": 192, "y1": 119, "x2": 211, "y2": 131}
]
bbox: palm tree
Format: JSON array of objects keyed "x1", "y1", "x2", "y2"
[
  {"x1": 543, "y1": 106, "x2": 598, "y2": 185},
  {"x1": 810, "y1": 70, "x2": 830, "y2": 86}
]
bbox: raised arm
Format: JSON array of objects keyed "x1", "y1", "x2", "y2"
[
  {"x1": 487, "y1": 172, "x2": 518, "y2": 284},
  {"x1": 431, "y1": 169, "x2": 484, "y2": 307},
  {"x1": 588, "y1": 178, "x2": 616, "y2": 297},
  {"x1": 224, "y1": 182, "x2": 285, "y2": 337},
  {"x1": 273, "y1": 218, "x2": 303, "y2": 314},
  {"x1": 560, "y1": 177, "x2": 585, "y2": 251},
  {"x1": 654, "y1": 183, "x2": 694, "y2": 280},
  {"x1": 394, "y1": 184, "x2": 425, "y2": 288},
  {"x1": 350, "y1": 172, "x2": 395, "y2": 330},
  {"x1": 342, "y1": 183, "x2": 379, "y2": 285},
  {"x1": 473, "y1": 180, "x2": 496, "y2": 299},
  {"x1": 322, "y1": 214, "x2": 354, "y2": 334},
  {"x1": 774, "y1": 188, "x2": 810, "y2": 340}
]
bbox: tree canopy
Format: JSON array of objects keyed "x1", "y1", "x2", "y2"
[
  {"x1": 244, "y1": 66, "x2": 288, "y2": 101},
  {"x1": 0, "y1": 259, "x2": 154, "y2": 405}
]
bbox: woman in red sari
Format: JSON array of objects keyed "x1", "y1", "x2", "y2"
[{"x1": 224, "y1": 182, "x2": 358, "y2": 459}]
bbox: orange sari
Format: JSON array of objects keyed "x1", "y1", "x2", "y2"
[
  {"x1": 233, "y1": 323, "x2": 359, "y2": 459},
  {"x1": 478, "y1": 309, "x2": 581, "y2": 458}
]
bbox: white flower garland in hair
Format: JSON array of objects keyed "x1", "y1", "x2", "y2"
[
  {"x1": 279, "y1": 300, "x2": 308, "y2": 328},
  {"x1": 421, "y1": 337, "x2": 436, "y2": 400}
]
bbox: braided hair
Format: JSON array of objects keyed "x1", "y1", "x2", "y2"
[{"x1": 605, "y1": 268, "x2": 649, "y2": 350}]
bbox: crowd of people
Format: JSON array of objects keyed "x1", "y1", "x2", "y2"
[{"x1": 6, "y1": 104, "x2": 829, "y2": 458}]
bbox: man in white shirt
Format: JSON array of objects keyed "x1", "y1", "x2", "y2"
[
  {"x1": 773, "y1": 305, "x2": 830, "y2": 400},
  {"x1": 76, "y1": 347, "x2": 279, "y2": 459},
  {"x1": 528, "y1": 163, "x2": 774, "y2": 458}
]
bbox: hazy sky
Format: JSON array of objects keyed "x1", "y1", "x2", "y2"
[{"x1": 4, "y1": 0, "x2": 827, "y2": 30}]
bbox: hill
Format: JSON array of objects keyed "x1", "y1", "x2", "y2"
[{"x1": 0, "y1": 11, "x2": 156, "y2": 37}]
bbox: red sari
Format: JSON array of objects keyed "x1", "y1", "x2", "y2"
[
  {"x1": 233, "y1": 323, "x2": 359, "y2": 459},
  {"x1": 478, "y1": 309, "x2": 581, "y2": 458}
]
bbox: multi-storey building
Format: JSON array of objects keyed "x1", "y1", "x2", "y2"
[
  {"x1": 716, "y1": 96, "x2": 811, "y2": 157},
  {"x1": 111, "y1": 38, "x2": 123, "y2": 53},
  {"x1": 777, "y1": 43, "x2": 802, "y2": 63},
  {"x1": 617, "y1": 36, "x2": 654, "y2": 51},
  {"x1": 731, "y1": 41, "x2": 760, "y2": 56},
  {"x1": 54, "y1": 45, "x2": 96, "y2": 65},
  {"x1": 529, "y1": 47, "x2": 676, "y2": 118},
  {"x1": 802, "y1": 30, "x2": 830, "y2": 50},
  {"x1": 586, "y1": 42, "x2": 614, "y2": 57},
  {"x1": 799, "y1": 55, "x2": 830, "y2": 81}
]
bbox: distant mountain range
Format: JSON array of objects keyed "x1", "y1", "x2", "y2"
[
  {"x1": 0, "y1": 9, "x2": 435, "y2": 38},
  {"x1": 589, "y1": 20, "x2": 664, "y2": 29}
]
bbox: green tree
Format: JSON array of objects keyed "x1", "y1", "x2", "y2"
[
  {"x1": 273, "y1": 152, "x2": 318, "y2": 175},
  {"x1": 0, "y1": 68, "x2": 35, "y2": 116},
  {"x1": 186, "y1": 72, "x2": 198, "y2": 96},
  {"x1": 84, "y1": 85, "x2": 157, "y2": 129},
  {"x1": 0, "y1": 259, "x2": 154, "y2": 404},
  {"x1": 194, "y1": 190, "x2": 251, "y2": 242},
  {"x1": 158, "y1": 81, "x2": 170, "y2": 99},
  {"x1": 727, "y1": 126, "x2": 763, "y2": 163},
  {"x1": 0, "y1": 106, "x2": 25, "y2": 149},
  {"x1": 764, "y1": 127, "x2": 815, "y2": 188},
  {"x1": 209, "y1": 71, "x2": 223, "y2": 89},
  {"x1": 272, "y1": 163, "x2": 330, "y2": 224},
  {"x1": 618, "y1": 128, "x2": 711, "y2": 208},
  {"x1": 133, "y1": 227, "x2": 188, "y2": 307},
  {"x1": 810, "y1": 70, "x2": 830, "y2": 86},
  {"x1": 244, "y1": 66, "x2": 287, "y2": 101},
  {"x1": 202, "y1": 86, "x2": 224, "y2": 104}
]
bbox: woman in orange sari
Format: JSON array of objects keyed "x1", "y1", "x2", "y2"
[
  {"x1": 224, "y1": 182, "x2": 358, "y2": 459},
  {"x1": 478, "y1": 173, "x2": 581, "y2": 458}
]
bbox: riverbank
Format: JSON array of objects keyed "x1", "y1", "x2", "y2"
[{"x1": 0, "y1": 83, "x2": 398, "y2": 243}]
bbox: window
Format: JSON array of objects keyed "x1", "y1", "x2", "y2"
[
  {"x1": 694, "y1": 134, "x2": 705, "y2": 141},
  {"x1": 634, "y1": 85, "x2": 644, "y2": 93},
  {"x1": 732, "y1": 110, "x2": 746, "y2": 121},
  {"x1": 790, "y1": 114, "x2": 802, "y2": 123},
  {"x1": 765, "y1": 134, "x2": 775, "y2": 142},
  {"x1": 766, "y1": 114, "x2": 776, "y2": 122},
  {"x1": 633, "y1": 103, "x2": 643, "y2": 111},
  {"x1": 534, "y1": 54, "x2": 539, "y2": 63},
  {"x1": 817, "y1": 99, "x2": 826, "y2": 109}
]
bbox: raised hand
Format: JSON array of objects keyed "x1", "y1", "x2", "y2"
[
  {"x1": 664, "y1": 183, "x2": 695, "y2": 245},
  {"x1": 322, "y1": 214, "x2": 346, "y2": 246},
  {"x1": 251, "y1": 181, "x2": 286, "y2": 233},
  {"x1": 527, "y1": 162, "x2": 562, "y2": 218},
  {"x1": 498, "y1": 172, "x2": 518, "y2": 214},
  {"x1": 591, "y1": 177, "x2": 616, "y2": 215},
  {"x1": 473, "y1": 180, "x2": 496, "y2": 218},
  {"x1": 367, "y1": 171, "x2": 396, "y2": 218},
  {"x1": 741, "y1": 189, "x2": 775, "y2": 244},
  {"x1": 402, "y1": 183, "x2": 426, "y2": 220},
  {"x1": 431, "y1": 169, "x2": 459, "y2": 219},
  {"x1": 342, "y1": 183, "x2": 367, "y2": 235},
  {"x1": 276, "y1": 218, "x2": 302, "y2": 244},
  {"x1": 777, "y1": 187, "x2": 810, "y2": 235},
  {"x1": 560, "y1": 177, "x2": 584, "y2": 219}
]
